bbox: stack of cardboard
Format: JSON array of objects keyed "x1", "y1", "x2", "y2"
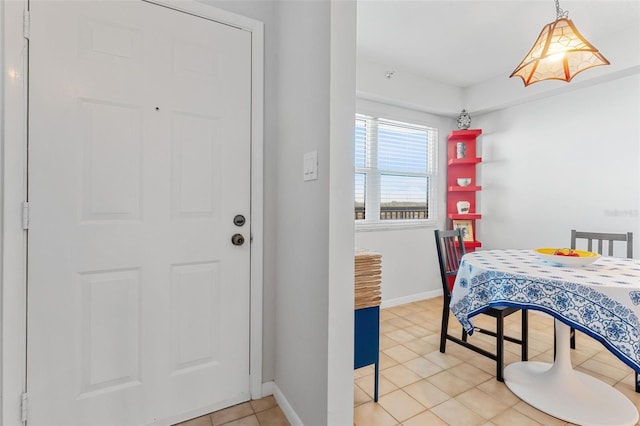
[{"x1": 354, "y1": 251, "x2": 382, "y2": 309}]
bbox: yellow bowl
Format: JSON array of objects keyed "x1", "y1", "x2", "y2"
[{"x1": 534, "y1": 248, "x2": 601, "y2": 267}]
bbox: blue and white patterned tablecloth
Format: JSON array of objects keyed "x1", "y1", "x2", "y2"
[{"x1": 450, "y1": 249, "x2": 640, "y2": 372}]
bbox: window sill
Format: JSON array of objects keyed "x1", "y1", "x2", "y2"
[{"x1": 355, "y1": 219, "x2": 437, "y2": 232}]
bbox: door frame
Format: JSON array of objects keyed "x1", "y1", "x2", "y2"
[{"x1": 1, "y1": 0, "x2": 264, "y2": 423}]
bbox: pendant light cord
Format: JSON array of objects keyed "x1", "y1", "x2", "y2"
[{"x1": 555, "y1": 0, "x2": 569, "y2": 19}]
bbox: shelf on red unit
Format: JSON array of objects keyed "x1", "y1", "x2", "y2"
[
  {"x1": 447, "y1": 157, "x2": 482, "y2": 166},
  {"x1": 448, "y1": 213, "x2": 482, "y2": 220},
  {"x1": 448, "y1": 129, "x2": 482, "y2": 140},
  {"x1": 448, "y1": 185, "x2": 482, "y2": 192},
  {"x1": 453, "y1": 240, "x2": 482, "y2": 248}
]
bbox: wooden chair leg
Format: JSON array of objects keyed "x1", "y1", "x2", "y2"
[
  {"x1": 570, "y1": 326, "x2": 576, "y2": 349},
  {"x1": 635, "y1": 371, "x2": 639, "y2": 394},
  {"x1": 521, "y1": 309, "x2": 528, "y2": 361},
  {"x1": 496, "y1": 316, "x2": 505, "y2": 382},
  {"x1": 462, "y1": 328, "x2": 468, "y2": 342},
  {"x1": 440, "y1": 306, "x2": 449, "y2": 353}
]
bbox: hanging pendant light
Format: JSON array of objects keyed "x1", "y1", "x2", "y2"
[{"x1": 510, "y1": 0, "x2": 610, "y2": 87}]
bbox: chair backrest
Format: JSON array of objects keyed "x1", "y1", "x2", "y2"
[
  {"x1": 434, "y1": 229, "x2": 466, "y2": 297},
  {"x1": 570, "y1": 229, "x2": 633, "y2": 259}
]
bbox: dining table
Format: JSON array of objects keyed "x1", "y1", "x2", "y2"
[{"x1": 450, "y1": 248, "x2": 640, "y2": 426}]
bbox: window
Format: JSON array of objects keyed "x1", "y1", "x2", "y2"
[{"x1": 355, "y1": 114, "x2": 437, "y2": 226}]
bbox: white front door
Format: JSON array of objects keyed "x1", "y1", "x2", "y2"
[{"x1": 27, "y1": 1, "x2": 252, "y2": 424}]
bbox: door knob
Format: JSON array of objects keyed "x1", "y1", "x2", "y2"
[{"x1": 231, "y1": 234, "x2": 245, "y2": 246}]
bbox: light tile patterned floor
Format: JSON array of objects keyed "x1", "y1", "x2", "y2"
[
  {"x1": 178, "y1": 296, "x2": 640, "y2": 425},
  {"x1": 354, "y1": 297, "x2": 640, "y2": 426},
  {"x1": 175, "y1": 396, "x2": 290, "y2": 426}
]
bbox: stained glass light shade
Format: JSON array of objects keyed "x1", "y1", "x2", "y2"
[{"x1": 510, "y1": 18, "x2": 610, "y2": 86}]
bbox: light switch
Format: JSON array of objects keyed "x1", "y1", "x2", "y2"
[{"x1": 303, "y1": 150, "x2": 318, "y2": 181}]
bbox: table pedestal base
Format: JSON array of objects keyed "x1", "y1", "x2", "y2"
[{"x1": 504, "y1": 320, "x2": 638, "y2": 426}]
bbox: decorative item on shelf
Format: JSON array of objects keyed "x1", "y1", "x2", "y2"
[
  {"x1": 457, "y1": 177, "x2": 472, "y2": 187},
  {"x1": 453, "y1": 219, "x2": 474, "y2": 242},
  {"x1": 456, "y1": 142, "x2": 467, "y2": 159},
  {"x1": 456, "y1": 201, "x2": 470, "y2": 214},
  {"x1": 457, "y1": 109, "x2": 471, "y2": 130},
  {"x1": 510, "y1": 0, "x2": 609, "y2": 87}
]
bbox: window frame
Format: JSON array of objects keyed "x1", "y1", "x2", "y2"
[{"x1": 354, "y1": 107, "x2": 438, "y2": 231}]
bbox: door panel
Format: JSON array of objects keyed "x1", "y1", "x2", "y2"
[{"x1": 27, "y1": 1, "x2": 252, "y2": 424}]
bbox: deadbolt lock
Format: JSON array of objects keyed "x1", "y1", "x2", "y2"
[{"x1": 233, "y1": 214, "x2": 246, "y2": 227}]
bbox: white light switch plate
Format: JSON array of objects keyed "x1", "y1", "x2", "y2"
[{"x1": 303, "y1": 150, "x2": 318, "y2": 181}]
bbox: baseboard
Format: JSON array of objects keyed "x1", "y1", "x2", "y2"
[
  {"x1": 261, "y1": 381, "x2": 303, "y2": 426},
  {"x1": 260, "y1": 291, "x2": 443, "y2": 425},
  {"x1": 380, "y1": 289, "x2": 442, "y2": 309},
  {"x1": 261, "y1": 380, "x2": 275, "y2": 398}
]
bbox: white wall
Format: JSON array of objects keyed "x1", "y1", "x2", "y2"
[
  {"x1": 356, "y1": 58, "x2": 462, "y2": 116},
  {"x1": 353, "y1": 99, "x2": 456, "y2": 305},
  {"x1": 210, "y1": 2, "x2": 356, "y2": 424},
  {"x1": 356, "y1": 228, "x2": 443, "y2": 305},
  {"x1": 274, "y1": 2, "x2": 356, "y2": 425},
  {"x1": 475, "y1": 73, "x2": 640, "y2": 256},
  {"x1": 274, "y1": 3, "x2": 330, "y2": 422},
  {"x1": 328, "y1": 1, "x2": 357, "y2": 424}
]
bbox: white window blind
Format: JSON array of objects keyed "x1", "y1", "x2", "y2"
[{"x1": 355, "y1": 114, "x2": 437, "y2": 224}]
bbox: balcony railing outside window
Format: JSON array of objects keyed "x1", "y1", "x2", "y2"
[
  {"x1": 355, "y1": 205, "x2": 428, "y2": 220},
  {"x1": 354, "y1": 113, "x2": 437, "y2": 225}
]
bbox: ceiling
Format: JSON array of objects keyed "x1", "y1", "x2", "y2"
[{"x1": 357, "y1": 0, "x2": 640, "y2": 88}]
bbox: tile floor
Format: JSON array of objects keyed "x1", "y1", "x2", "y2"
[
  {"x1": 175, "y1": 395, "x2": 290, "y2": 426},
  {"x1": 354, "y1": 297, "x2": 640, "y2": 425},
  {"x1": 178, "y1": 296, "x2": 640, "y2": 426}
]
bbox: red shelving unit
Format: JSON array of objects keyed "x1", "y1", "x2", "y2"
[
  {"x1": 447, "y1": 185, "x2": 482, "y2": 192},
  {"x1": 447, "y1": 129, "x2": 482, "y2": 251}
]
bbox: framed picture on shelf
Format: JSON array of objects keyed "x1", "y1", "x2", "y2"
[{"x1": 453, "y1": 219, "x2": 474, "y2": 242}]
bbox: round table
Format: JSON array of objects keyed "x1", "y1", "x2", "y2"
[
  {"x1": 451, "y1": 249, "x2": 640, "y2": 425},
  {"x1": 505, "y1": 320, "x2": 637, "y2": 426}
]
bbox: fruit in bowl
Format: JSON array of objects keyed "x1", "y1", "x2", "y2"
[
  {"x1": 457, "y1": 178, "x2": 472, "y2": 186},
  {"x1": 534, "y1": 248, "x2": 600, "y2": 267},
  {"x1": 553, "y1": 248, "x2": 579, "y2": 257}
]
